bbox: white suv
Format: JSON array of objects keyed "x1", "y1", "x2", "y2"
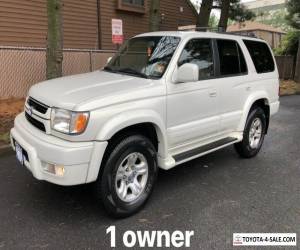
[{"x1": 11, "y1": 31, "x2": 279, "y2": 217}]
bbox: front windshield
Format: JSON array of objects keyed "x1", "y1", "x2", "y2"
[{"x1": 104, "y1": 36, "x2": 181, "y2": 79}]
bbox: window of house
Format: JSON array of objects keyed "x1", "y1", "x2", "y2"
[
  {"x1": 118, "y1": 0, "x2": 146, "y2": 13},
  {"x1": 243, "y1": 40, "x2": 275, "y2": 74},
  {"x1": 178, "y1": 39, "x2": 214, "y2": 80},
  {"x1": 123, "y1": 0, "x2": 144, "y2": 6},
  {"x1": 217, "y1": 39, "x2": 248, "y2": 76}
]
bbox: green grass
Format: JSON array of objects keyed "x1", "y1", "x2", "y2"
[{"x1": 0, "y1": 132, "x2": 10, "y2": 144}]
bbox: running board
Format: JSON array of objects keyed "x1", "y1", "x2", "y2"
[{"x1": 173, "y1": 137, "x2": 238, "y2": 164}]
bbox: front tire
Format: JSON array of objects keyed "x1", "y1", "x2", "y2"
[
  {"x1": 95, "y1": 134, "x2": 158, "y2": 218},
  {"x1": 235, "y1": 107, "x2": 266, "y2": 158}
]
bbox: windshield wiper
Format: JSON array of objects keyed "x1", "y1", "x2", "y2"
[
  {"x1": 103, "y1": 66, "x2": 116, "y2": 72},
  {"x1": 117, "y1": 68, "x2": 149, "y2": 79}
]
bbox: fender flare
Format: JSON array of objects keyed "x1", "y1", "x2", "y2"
[
  {"x1": 96, "y1": 109, "x2": 168, "y2": 158},
  {"x1": 237, "y1": 91, "x2": 270, "y2": 131}
]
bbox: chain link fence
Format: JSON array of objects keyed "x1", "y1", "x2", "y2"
[
  {"x1": 0, "y1": 47, "x2": 115, "y2": 99},
  {"x1": 0, "y1": 46, "x2": 297, "y2": 99}
]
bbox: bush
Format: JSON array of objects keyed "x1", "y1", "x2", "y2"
[{"x1": 274, "y1": 30, "x2": 300, "y2": 56}]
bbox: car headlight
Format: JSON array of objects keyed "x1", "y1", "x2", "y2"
[{"x1": 51, "y1": 108, "x2": 89, "y2": 135}]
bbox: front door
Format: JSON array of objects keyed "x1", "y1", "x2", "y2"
[{"x1": 167, "y1": 38, "x2": 220, "y2": 149}]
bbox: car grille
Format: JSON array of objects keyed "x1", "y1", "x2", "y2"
[
  {"x1": 25, "y1": 112, "x2": 46, "y2": 132},
  {"x1": 27, "y1": 97, "x2": 49, "y2": 114}
]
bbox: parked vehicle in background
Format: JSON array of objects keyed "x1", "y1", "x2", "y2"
[{"x1": 10, "y1": 31, "x2": 279, "y2": 217}]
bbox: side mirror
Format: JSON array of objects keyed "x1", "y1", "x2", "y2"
[
  {"x1": 175, "y1": 63, "x2": 199, "y2": 83},
  {"x1": 107, "y1": 56, "x2": 112, "y2": 64}
]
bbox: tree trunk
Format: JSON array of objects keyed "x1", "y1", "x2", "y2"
[
  {"x1": 149, "y1": 0, "x2": 160, "y2": 32},
  {"x1": 218, "y1": 0, "x2": 230, "y2": 32},
  {"x1": 295, "y1": 38, "x2": 300, "y2": 83},
  {"x1": 197, "y1": 0, "x2": 213, "y2": 31},
  {"x1": 46, "y1": 0, "x2": 63, "y2": 80}
]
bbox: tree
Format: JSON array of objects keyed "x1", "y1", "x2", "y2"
[
  {"x1": 286, "y1": 0, "x2": 300, "y2": 82},
  {"x1": 46, "y1": 0, "x2": 63, "y2": 80},
  {"x1": 259, "y1": 9, "x2": 291, "y2": 31},
  {"x1": 196, "y1": 0, "x2": 214, "y2": 30},
  {"x1": 218, "y1": 0, "x2": 255, "y2": 31},
  {"x1": 274, "y1": 30, "x2": 300, "y2": 56},
  {"x1": 286, "y1": 0, "x2": 300, "y2": 29},
  {"x1": 149, "y1": 0, "x2": 160, "y2": 31},
  {"x1": 229, "y1": 2, "x2": 255, "y2": 23},
  {"x1": 209, "y1": 13, "x2": 218, "y2": 28},
  {"x1": 218, "y1": 0, "x2": 230, "y2": 31},
  {"x1": 190, "y1": 0, "x2": 255, "y2": 31}
]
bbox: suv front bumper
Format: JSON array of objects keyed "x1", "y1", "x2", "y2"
[{"x1": 10, "y1": 113, "x2": 107, "y2": 186}]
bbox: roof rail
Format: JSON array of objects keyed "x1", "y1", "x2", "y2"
[{"x1": 178, "y1": 25, "x2": 258, "y2": 39}]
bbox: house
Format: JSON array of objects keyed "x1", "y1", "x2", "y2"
[
  {"x1": 227, "y1": 21, "x2": 286, "y2": 49},
  {"x1": 0, "y1": 0, "x2": 197, "y2": 99},
  {"x1": 0, "y1": 0, "x2": 197, "y2": 50}
]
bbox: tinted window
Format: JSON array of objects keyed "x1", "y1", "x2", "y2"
[
  {"x1": 178, "y1": 39, "x2": 214, "y2": 80},
  {"x1": 217, "y1": 39, "x2": 247, "y2": 76},
  {"x1": 243, "y1": 40, "x2": 275, "y2": 73}
]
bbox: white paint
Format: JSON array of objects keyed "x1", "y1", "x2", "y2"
[{"x1": 12, "y1": 31, "x2": 279, "y2": 186}]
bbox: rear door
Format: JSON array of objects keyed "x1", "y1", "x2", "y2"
[{"x1": 214, "y1": 39, "x2": 249, "y2": 134}]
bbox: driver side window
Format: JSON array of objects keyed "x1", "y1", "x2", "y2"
[{"x1": 178, "y1": 39, "x2": 214, "y2": 80}]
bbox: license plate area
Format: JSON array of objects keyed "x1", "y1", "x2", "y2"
[
  {"x1": 13, "y1": 139, "x2": 29, "y2": 165},
  {"x1": 15, "y1": 142, "x2": 24, "y2": 165}
]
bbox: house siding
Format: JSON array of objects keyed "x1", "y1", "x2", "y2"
[
  {"x1": 0, "y1": 0, "x2": 196, "y2": 49},
  {"x1": 0, "y1": 0, "x2": 98, "y2": 49},
  {"x1": 100, "y1": 0, "x2": 197, "y2": 50}
]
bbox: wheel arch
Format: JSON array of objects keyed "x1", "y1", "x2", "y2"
[
  {"x1": 96, "y1": 109, "x2": 168, "y2": 159},
  {"x1": 238, "y1": 93, "x2": 270, "y2": 133}
]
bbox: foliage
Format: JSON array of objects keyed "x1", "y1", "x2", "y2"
[
  {"x1": 228, "y1": 0, "x2": 255, "y2": 23},
  {"x1": 209, "y1": 14, "x2": 218, "y2": 28},
  {"x1": 286, "y1": 0, "x2": 300, "y2": 29},
  {"x1": 190, "y1": 0, "x2": 255, "y2": 30},
  {"x1": 274, "y1": 30, "x2": 300, "y2": 55},
  {"x1": 257, "y1": 9, "x2": 291, "y2": 32}
]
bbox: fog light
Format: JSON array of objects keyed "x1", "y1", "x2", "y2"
[
  {"x1": 43, "y1": 162, "x2": 65, "y2": 177},
  {"x1": 54, "y1": 165, "x2": 65, "y2": 177}
]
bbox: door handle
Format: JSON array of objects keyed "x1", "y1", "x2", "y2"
[
  {"x1": 246, "y1": 86, "x2": 251, "y2": 91},
  {"x1": 209, "y1": 91, "x2": 217, "y2": 97}
]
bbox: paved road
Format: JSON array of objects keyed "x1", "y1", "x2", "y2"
[{"x1": 0, "y1": 96, "x2": 299, "y2": 250}]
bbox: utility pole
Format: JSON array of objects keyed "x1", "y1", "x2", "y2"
[{"x1": 46, "y1": 0, "x2": 63, "y2": 80}]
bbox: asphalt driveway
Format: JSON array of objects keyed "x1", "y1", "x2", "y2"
[{"x1": 0, "y1": 95, "x2": 299, "y2": 249}]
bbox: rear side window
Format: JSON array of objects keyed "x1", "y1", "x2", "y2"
[
  {"x1": 217, "y1": 39, "x2": 247, "y2": 76},
  {"x1": 243, "y1": 40, "x2": 275, "y2": 73},
  {"x1": 178, "y1": 39, "x2": 214, "y2": 80}
]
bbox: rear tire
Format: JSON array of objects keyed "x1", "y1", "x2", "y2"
[
  {"x1": 234, "y1": 107, "x2": 266, "y2": 158},
  {"x1": 95, "y1": 134, "x2": 158, "y2": 218}
]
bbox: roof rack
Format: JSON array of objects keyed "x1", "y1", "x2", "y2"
[{"x1": 178, "y1": 25, "x2": 258, "y2": 38}]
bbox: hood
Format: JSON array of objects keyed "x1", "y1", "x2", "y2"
[{"x1": 29, "y1": 71, "x2": 160, "y2": 111}]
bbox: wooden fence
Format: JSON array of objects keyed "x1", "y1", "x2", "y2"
[{"x1": 275, "y1": 55, "x2": 295, "y2": 80}]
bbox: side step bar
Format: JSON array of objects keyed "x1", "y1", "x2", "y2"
[{"x1": 173, "y1": 137, "x2": 238, "y2": 164}]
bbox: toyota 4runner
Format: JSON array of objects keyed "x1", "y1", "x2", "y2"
[{"x1": 11, "y1": 31, "x2": 280, "y2": 217}]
